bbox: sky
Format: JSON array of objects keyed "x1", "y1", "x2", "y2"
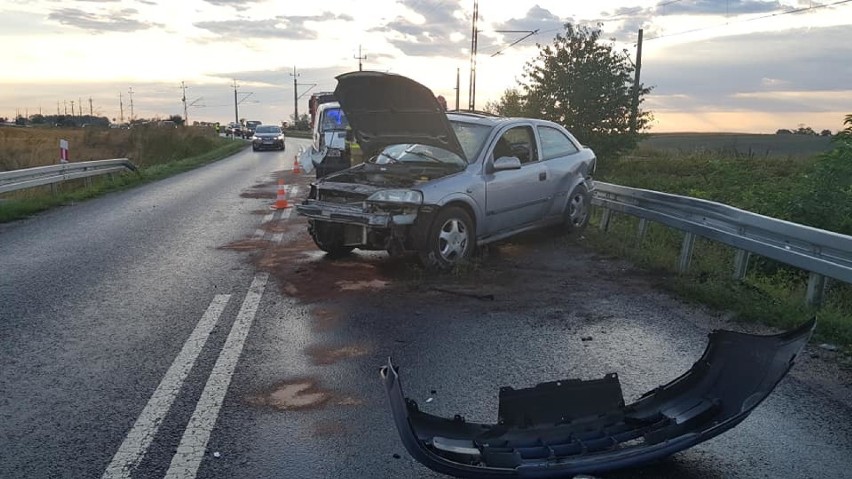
[{"x1": 1, "y1": 0, "x2": 851, "y2": 133}]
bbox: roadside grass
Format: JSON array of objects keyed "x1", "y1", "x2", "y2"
[
  {"x1": 590, "y1": 143, "x2": 852, "y2": 352},
  {"x1": 0, "y1": 139, "x2": 247, "y2": 222}
]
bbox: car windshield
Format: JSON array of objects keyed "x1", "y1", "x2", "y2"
[
  {"x1": 321, "y1": 108, "x2": 349, "y2": 131},
  {"x1": 450, "y1": 120, "x2": 491, "y2": 161},
  {"x1": 255, "y1": 126, "x2": 280, "y2": 134},
  {"x1": 372, "y1": 143, "x2": 466, "y2": 168}
]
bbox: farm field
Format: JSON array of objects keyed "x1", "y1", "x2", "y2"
[{"x1": 639, "y1": 132, "x2": 833, "y2": 158}]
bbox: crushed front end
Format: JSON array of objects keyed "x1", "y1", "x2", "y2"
[
  {"x1": 296, "y1": 178, "x2": 435, "y2": 253},
  {"x1": 380, "y1": 319, "x2": 815, "y2": 478}
]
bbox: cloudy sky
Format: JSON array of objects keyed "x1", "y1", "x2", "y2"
[{"x1": 1, "y1": 0, "x2": 850, "y2": 132}]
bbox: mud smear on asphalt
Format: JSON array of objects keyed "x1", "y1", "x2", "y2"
[
  {"x1": 260, "y1": 220, "x2": 295, "y2": 234},
  {"x1": 313, "y1": 419, "x2": 349, "y2": 438},
  {"x1": 305, "y1": 344, "x2": 369, "y2": 365},
  {"x1": 218, "y1": 239, "x2": 272, "y2": 251},
  {"x1": 240, "y1": 190, "x2": 276, "y2": 199},
  {"x1": 245, "y1": 379, "x2": 361, "y2": 411},
  {"x1": 253, "y1": 232, "x2": 394, "y2": 303},
  {"x1": 310, "y1": 306, "x2": 346, "y2": 332}
]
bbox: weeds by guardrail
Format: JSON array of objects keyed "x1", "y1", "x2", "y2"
[
  {"x1": 592, "y1": 181, "x2": 852, "y2": 307},
  {"x1": 0, "y1": 158, "x2": 137, "y2": 194}
]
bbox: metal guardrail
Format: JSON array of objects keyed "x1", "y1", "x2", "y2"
[
  {"x1": 592, "y1": 181, "x2": 852, "y2": 306},
  {"x1": 0, "y1": 158, "x2": 137, "y2": 194}
]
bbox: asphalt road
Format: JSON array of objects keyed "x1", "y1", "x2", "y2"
[{"x1": 2, "y1": 139, "x2": 851, "y2": 479}]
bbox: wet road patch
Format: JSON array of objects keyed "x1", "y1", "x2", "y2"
[
  {"x1": 219, "y1": 239, "x2": 272, "y2": 251},
  {"x1": 245, "y1": 379, "x2": 362, "y2": 411},
  {"x1": 305, "y1": 344, "x2": 369, "y2": 365}
]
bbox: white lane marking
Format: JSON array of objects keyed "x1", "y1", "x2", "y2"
[
  {"x1": 262, "y1": 213, "x2": 274, "y2": 224},
  {"x1": 280, "y1": 208, "x2": 292, "y2": 220},
  {"x1": 271, "y1": 233, "x2": 284, "y2": 244},
  {"x1": 253, "y1": 228, "x2": 265, "y2": 239},
  {"x1": 102, "y1": 295, "x2": 232, "y2": 479},
  {"x1": 164, "y1": 273, "x2": 269, "y2": 479}
]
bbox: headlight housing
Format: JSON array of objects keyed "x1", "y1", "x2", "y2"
[{"x1": 367, "y1": 189, "x2": 423, "y2": 205}]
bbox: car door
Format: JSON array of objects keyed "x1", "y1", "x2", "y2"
[
  {"x1": 483, "y1": 125, "x2": 548, "y2": 235},
  {"x1": 536, "y1": 124, "x2": 585, "y2": 218}
]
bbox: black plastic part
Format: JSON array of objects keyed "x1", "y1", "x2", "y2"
[{"x1": 380, "y1": 318, "x2": 815, "y2": 478}]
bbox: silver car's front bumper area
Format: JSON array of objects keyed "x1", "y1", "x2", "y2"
[{"x1": 296, "y1": 200, "x2": 417, "y2": 227}]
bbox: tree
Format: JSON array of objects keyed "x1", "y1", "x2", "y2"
[
  {"x1": 776, "y1": 129, "x2": 792, "y2": 135},
  {"x1": 820, "y1": 129, "x2": 832, "y2": 137},
  {"x1": 484, "y1": 88, "x2": 527, "y2": 117},
  {"x1": 167, "y1": 114, "x2": 185, "y2": 126},
  {"x1": 518, "y1": 23, "x2": 652, "y2": 160}
]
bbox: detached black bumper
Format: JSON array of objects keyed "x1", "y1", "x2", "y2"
[{"x1": 380, "y1": 318, "x2": 815, "y2": 478}]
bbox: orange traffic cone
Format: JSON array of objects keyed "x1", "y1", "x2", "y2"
[
  {"x1": 271, "y1": 178, "x2": 289, "y2": 209},
  {"x1": 293, "y1": 155, "x2": 301, "y2": 174}
]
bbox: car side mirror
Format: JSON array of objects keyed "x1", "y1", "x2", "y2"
[{"x1": 492, "y1": 156, "x2": 522, "y2": 172}]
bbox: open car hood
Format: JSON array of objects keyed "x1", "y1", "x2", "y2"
[
  {"x1": 380, "y1": 318, "x2": 815, "y2": 478},
  {"x1": 334, "y1": 71, "x2": 467, "y2": 161}
]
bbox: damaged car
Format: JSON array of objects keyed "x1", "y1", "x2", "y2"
[
  {"x1": 381, "y1": 318, "x2": 816, "y2": 478},
  {"x1": 295, "y1": 71, "x2": 596, "y2": 269}
]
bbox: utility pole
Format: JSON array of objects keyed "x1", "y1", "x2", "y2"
[
  {"x1": 89, "y1": 97, "x2": 93, "y2": 116},
  {"x1": 290, "y1": 66, "x2": 300, "y2": 122},
  {"x1": 128, "y1": 87, "x2": 135, "y2": 121},
  {"x1": 79, "y1": 97, "x2": 82, "y2": 117},
  {"x1": 468, "y1": 0, "x2": 479, "y2": 111},
  {"x1": 181, "y1": 81, "x2": 188, "y2": 125},
  {"x1": 233, "y1": 79, "x2": 240, "y2": 125},
  {"x1": 119, "y1": 92, "x2": 124, "y2": 123},
  {"x1": 57, "y1": 101, "x2": 60, "y2": 116},
  {"x1": 630, "y1": 28, "x2": 644, "y2": 133},
  {"x1": 354, "y1": 45, "x2": 366, "y2": 71},
  {"x1": 455, "y1": 67, "x2": 460, "y2": 110},
  {"x1": 64, "y1": 100, "x2": 67, "y2": 115},
  {"x1": 71, "y1": 100, "x2": 75, "y2": 117}
]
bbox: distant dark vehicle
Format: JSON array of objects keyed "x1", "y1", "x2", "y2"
[
  {"x1": 251, "y1": 125, "x2": 286, "y2": 151},
  {"x1": 225, "y1": 122, "x2": 242, "y2": 137},
  {"x1": 243, "y1": 120, "x2": 262, "y2": 139},
  {"x1": 157, "y1": 120, "x2": 177, "y2": 128}
]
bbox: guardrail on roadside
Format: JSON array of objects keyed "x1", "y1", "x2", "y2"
[
  {"x1": 592, "y1": 181, "x2": 852, "y2": 307},
  {"x1": 0, "y1": 158, "x2": 138, "y2": 194}
]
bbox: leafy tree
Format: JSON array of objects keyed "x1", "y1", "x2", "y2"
[
  {"x1": 484, "y1": 88, "x2": 527, "y2": 117},
  {"x1": 168, "y1": 114, "x2": 185, "y2": 126},
  {"x1": 289, "y1": 112, "x2": 310, "y2": 130},
  {"x1": 820, "y1": 129, "x2": 832, "y2": 137},
  {"x1": 776, "y1": 129, "x2": 792, "y2": 135},
  {"x1": 795, "y1": 124, "x2": 816, "y2": 135},
  {"x1": 518, "y1": 23, "x2": 652, "y2": 159}
]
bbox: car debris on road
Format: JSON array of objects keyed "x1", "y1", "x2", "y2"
[{"x1": 380, "y1": 318, "x2": 816, "y2": 478}]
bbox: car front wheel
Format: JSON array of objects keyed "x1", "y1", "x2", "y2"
[
  {"x1": 419, "y1": 206, "x2": 474, "y2": 270},
  {"x1": 563, "y1": 184, "x2": 590, "y2": 233}
]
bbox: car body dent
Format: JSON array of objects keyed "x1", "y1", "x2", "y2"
[{"x1": 380, "y1": 318, "x2": 816, "y2": 478}]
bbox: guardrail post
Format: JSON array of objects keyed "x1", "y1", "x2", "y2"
[
  {"x1": 678, "y1": 232, "x2": 696, "y2": 273},
  {"x1": 806, "y1": 273, "x2": 826, "y2": 307},
  {"x1": 733, "y1": 250, "x2": 750, "y2": 280},
  {"x1": 637, "y1": 218, "x2": 649, "y2": 243},
  {"x1": 599, "y1": 208, "x2": 612, "y2": 232}
]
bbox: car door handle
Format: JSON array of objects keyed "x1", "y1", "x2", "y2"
[{"x1": 539, "y1": 171, "x2": 547, "y2": 181}]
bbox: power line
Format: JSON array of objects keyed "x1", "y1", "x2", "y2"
[{"x1": 645, "y1": 0, "x2": 852, "y2": 41}]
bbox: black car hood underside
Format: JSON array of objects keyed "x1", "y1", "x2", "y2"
[
  {"x1": 380, "y1": 318, "x2": 815, "y2": 478},
  {"x1": 334, "y1": 71, "x2": 467, "y2": 161}
]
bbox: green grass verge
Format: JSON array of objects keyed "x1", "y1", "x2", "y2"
[
  {"x1": 582, "y1": 210, "x2": 852, "y2": 353},
  {"x1": 0, "y1": 140, "x2": 248, "y2": 223}
]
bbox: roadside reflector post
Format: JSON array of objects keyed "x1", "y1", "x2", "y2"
[
  {"x1": 59, "y1": 139, "x2": 69, "y2": 164},
  {"x1": 733, "y1": 249, "x2": 750, "y2": 281},
  {"x1": 806, "y1": 273, "x2": 826, "y2": 308},
  {"x1": 678, "y1": 232, "x2": 695, "y2": 274}
]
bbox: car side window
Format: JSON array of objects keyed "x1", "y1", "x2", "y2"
[
  {"x1": 538, "y1": 126, "x2": 579, "y2": 160},
  {"x1": 493, "y1": 126, "x2": 538, "y2": 164}
]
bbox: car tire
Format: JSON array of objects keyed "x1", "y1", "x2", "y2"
[
  {"x1": 563, "y1": 183, "x2": 590, "y2": 234},
  {"x1": 308, "y1": 220, "x2": 354, "y2": 257},
  {"x1": 419, "y1": 206, "x2": 474, "y2": 270}
]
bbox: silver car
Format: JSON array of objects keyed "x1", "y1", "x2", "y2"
[{"x1": 296, "y1": 71, "x2": 596, "y2": 269}]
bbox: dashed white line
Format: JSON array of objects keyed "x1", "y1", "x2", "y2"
[
  {"x1": 102, "y1": 294, "x2": 232, "y2": 479},
  {"x1": 164, "y1": 273, "x2": 269, "y2": 479}
]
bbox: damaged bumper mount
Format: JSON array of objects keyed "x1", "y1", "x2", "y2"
[
  {"x1": 380, "y1": 319, "x2": 815, "y2": 478},
  {"x1": 296, "y1": 200, "x2": 417, "y2": 228}
]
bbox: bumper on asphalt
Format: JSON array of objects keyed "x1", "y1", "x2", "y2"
[{"x1": 380, "y1": 318, "x2": 816, "y2": 478}]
